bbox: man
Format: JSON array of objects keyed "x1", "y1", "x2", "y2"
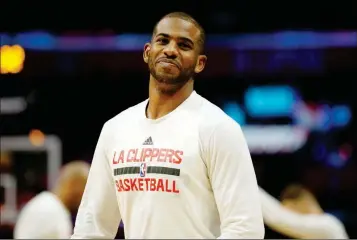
[
  {"x1": 259, "y1": 184, "x2": 349, "y2": 239},
  {"x1": 14, "y1": 161, "x2": 90, "y2": 239},
  {"x1": 72, "y1": 12, "x2": 264, "y2": 239}
]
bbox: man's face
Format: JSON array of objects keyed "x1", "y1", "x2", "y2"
[
  {"x1": 282, "y1": 199, "x2": 311, "y2": 214},
  {"x1": 143, "y1": 17, "x2": 207, "y2": 93}
]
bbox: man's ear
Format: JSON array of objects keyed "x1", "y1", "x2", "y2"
[
  {"x1": 143, "y1": 43, "x2": 151, "y2": 63},
  {"x1": 194, "y1": 55, "x2": 207, "y2": 74}
]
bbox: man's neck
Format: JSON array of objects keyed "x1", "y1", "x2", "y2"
[
  {"x1": 147, "y1": 77, "x2": 194, "y2": 119},
  {"x1": 51, "y1": 187, "x2": 70, "y2": 211}
]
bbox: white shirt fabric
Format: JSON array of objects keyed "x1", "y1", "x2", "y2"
[
  {"x1": 72, "y1": 91, "x2": 264, "y2": 239},
  {"x1": 14, "y1": 191, "x2": 72, "y2": 239},
  {"x1": 259, "y1": 187, "x2": 349, "y2": 239}
]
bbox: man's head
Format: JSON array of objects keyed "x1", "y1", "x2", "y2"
[
  {"x1": 53, "y1": 161, "x2": 90, "y2": 212},
  {"x1": 143, "y1": 12, "x2": 207, "y2": 94},
  {"x1": 280, "y1": 183, "x2": 322, "y2": 214}
]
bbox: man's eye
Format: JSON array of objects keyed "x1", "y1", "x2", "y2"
[
  {"x1": 179, "y1": 43, "x2": 191, "y2": 49},
  {"x1": 157, "y1": 38, "x2": 168, "y2": 44}
]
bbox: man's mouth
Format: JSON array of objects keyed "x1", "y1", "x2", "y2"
[{"x1": 157, "y1": 59, "x2": 180, "y2": 69}]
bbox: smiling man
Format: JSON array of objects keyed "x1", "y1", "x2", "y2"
[{"x1": 71, "y1": 12, "x2": 264, "y2": 239}]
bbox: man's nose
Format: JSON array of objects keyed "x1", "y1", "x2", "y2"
[{"x1": 163, "y1": 42, "x2": 178, "y2": 58}]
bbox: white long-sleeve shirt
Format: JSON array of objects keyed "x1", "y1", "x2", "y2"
[
  {"x1": 14, "y1": 192, "x2": 72, "y2": 239},
  {"x1": 259, "y1": 187, "x2": 349, "y2": 239},
  {"x1": 72, "y1": 91, "x2": 264, "y2": 239}
]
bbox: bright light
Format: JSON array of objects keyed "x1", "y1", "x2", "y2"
[
  {"x1": 29, "y1": 129, "x2": 45, "y2": 146},
  {"x1": 0, "y1": 45, "x2": 25, "y2": 74}
]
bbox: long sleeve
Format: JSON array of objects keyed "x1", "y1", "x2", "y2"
[
  {"x1": 259, "y1": 187, "x2": 348, "y2": 239},
  {"x1": 206, "y1": 120, "x2": 265, "y2": 239},
  {"x1": 72, "y1": 123, "x2": 121, "y2": 239}
]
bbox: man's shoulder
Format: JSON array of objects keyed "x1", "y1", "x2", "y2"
[
  {"x1": 196, "y1": 93, "x2": 240, "y2": 129},
  {"x1": 24, "y1": 191, "x2": 51, "y2": 205},
  {"x1": 103, "y1": 99, "x2": 147, "y2": 128},
  {"x1": 19, "y1": 192, "x2": 58, "y2": 215},
  {"x1": 193, "y1": 93, "x2": 242, "y2": 140},
  {"x1": 15, "y1": 192, "x2": 66, "y2": 238}
]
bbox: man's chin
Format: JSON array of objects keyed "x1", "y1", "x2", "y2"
[
  {"x1": 155, "y1": 76, "x2": 182, "y2": 85},
  {"x1": 155, "y1": 79, "x2": 187, "y2": 95}
]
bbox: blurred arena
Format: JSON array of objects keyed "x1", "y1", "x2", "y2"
[{"x1": 1, "y1": 3, "x2": 356, "y2": 239}]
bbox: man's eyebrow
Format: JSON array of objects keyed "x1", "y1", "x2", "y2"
[
  {"x1": 155, "y1": 33, "x2": 170, "y2": 38},
  {"x1": 155, "y1": 33, "x2": 194, "y2": 45}
]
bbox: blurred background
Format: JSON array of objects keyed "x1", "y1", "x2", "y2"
[{"x1": 1, "y1": 2, "x2": 356, "y2": 239}]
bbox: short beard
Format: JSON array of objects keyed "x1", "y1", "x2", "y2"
[{"x1": 148, "y1": 56, "x2": 196, "y2": 95}]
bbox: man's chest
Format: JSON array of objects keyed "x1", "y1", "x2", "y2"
[
  {"x1": 106, "y1": 124, "x2": 207, "y2": 194},
  {"x1": 108, "y1": 123, "x2": 201, "y2": 164}
]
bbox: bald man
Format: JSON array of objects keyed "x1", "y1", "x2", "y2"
[{"x1": 14, "y1": 161, "x2": 90, "y2": 239}]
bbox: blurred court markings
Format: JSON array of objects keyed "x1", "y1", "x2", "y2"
[
  {"x1": 0, "y1": 136, "x2": 62, "y2": 224},
  {"x1": 0, "y1": 136, "x2": 62, "y2": 191}
]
